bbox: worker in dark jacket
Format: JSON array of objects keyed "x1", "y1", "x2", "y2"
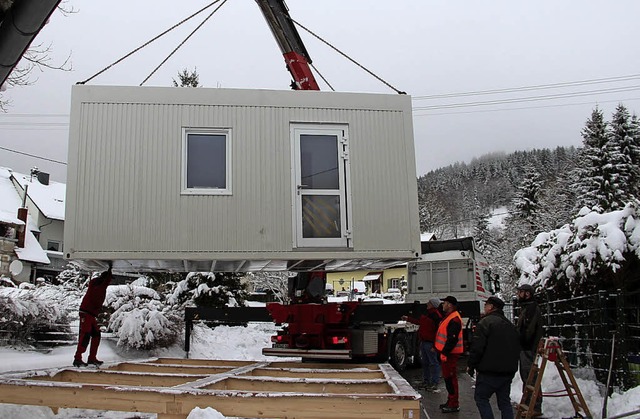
[
  {"x1": 73, "y1": 266, "x2": 112, "y2": 367},
  {"x1": 468, "y1": 296, "x2": 520, "y2": 419},
  {"x1": 516, "y1": 283, "x2": 544, "y2": 416},
  {"x1": 434, "y1": 295, "x2": 464, "y2": 413},
  {"x1": 403, "y1": 297, "x2": 443, "y2": 390}
]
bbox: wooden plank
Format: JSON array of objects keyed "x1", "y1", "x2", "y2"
[
  {"x1": 108, "y1": 362, "x2": 234, "y2": 375},
  {"x1": 204, "y1": 377, "x2": 392, "y2": 393},
  {"x1": 245, "y1": 367, "x2": 385, "y2": 379},
  {"x1": 148, "y1": 358, "x2": 254, "y2": 367},
  {"x1": 268, "y1": 361, "x2": 380, "y2": 370},
  {"x1": 32, "y1": 369, "x2": 206, "y2": 387},
  {"x1": 176, "y1": 393, "x2": 420, "y2": 419}
]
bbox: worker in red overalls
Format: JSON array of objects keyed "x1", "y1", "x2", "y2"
[
  {"x1": 73, "y1": 266, "x2": 112, "y2": 367},
  {"x1": 434, "y1": 295, "x2": 464, "y2": 413}
]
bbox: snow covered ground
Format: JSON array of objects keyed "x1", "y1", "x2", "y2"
[{"x1": 2, "y1": 322, "x2": 640, "y2": 418}]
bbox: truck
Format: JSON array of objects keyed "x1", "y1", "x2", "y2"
[
  {"x1": 406, "y1": 236, "x2": 500, "y2": 316},
  {"x1": 258, "y1": 237, "x2": 499, "y2": 370}
]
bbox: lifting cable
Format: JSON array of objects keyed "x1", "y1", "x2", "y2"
[
  {"x1": 76, "y1": 0, "x2": 224, "y2": 85},
  {"x1": 140, "y1": 0, "x2": 228, "y2": 85},
  {"x1": 310, "y1": 63, "x2": 335, "y2": 91},
  {"x1": 290, "y1": 17, "x2": 406, "y2": 95}
]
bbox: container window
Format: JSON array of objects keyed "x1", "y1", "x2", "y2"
[{"x1": 182, "y1": 128, "x2": 232, "y2": 195}]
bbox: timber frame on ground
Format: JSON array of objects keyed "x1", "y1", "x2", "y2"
[{"x1": 0, "y1": 357, "x2": 421, "y2": 418}]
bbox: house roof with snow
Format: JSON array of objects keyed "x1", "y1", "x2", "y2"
[
  {"x1": 0, "y1": 167, "x2": 25, "y2": 226},
  {"x1": 10, "y1": 170, "x2": 65, "y2": 221},
  {"x1": 421, "y1": 232, "x2": 437, "y2": 242},
  {"x1": 0, "y1": 167, "x2": 50, "y2": 264}
]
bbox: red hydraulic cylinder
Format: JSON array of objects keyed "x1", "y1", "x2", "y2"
[{"x1": 284, "y1": 51, "x2": 319, "y2": 90}]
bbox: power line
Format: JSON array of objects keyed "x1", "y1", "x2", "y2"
[
  {"x1": 412, "y1": 73, "x2": 640, "y2": 100},
  {"x1": 0, "y1": 145, "x2": 67, "y2": 165},
  {"x1": 0, "y1": 113, "x2": 69, "y2": 118},
  {"x1": 413, "y1": 96, "x2": 640, "y2": 117},
  {"x1": 412, "y1": 85, "x2": 640, "y2": 111}
]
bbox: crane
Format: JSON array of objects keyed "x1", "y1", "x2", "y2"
[{"x1": 255, "y1": 0, "x2": 320, "y2": 91}]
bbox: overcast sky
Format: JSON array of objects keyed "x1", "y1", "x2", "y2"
[{"x1": 2, "y1": 0, "x2": 640, "y2": 182}]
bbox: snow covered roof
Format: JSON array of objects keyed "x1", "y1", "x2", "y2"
[
  {"x1": 420, "y1": 232, "x2": 436, "y2": 242},
  {"x1": 0, "y1": 167, "x2": 50, "y2": 264},
  {"x1": 10, "y1": 170, "x2": 65, "y2": 221},
  {"x1": 14, "y1": 230, "x2": 50, "y2": 264},
  {"x1": 0, "y1": 167, "x2": 26, "y2": 225}
]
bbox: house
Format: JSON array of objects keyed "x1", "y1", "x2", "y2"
[
  {"x1": 326, "y1": 232, "x2": 437, "y2": 294},
  {"x1": 65, "y1": 85, "x2": 421, "y2": 273},
  {"x1": 0, "y1": 167, "x2": 53, "y2": 283}
]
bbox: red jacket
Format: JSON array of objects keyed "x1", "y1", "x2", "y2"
[
  {"x1": 80, "y1": 270, "x2": 112, "y2": 317},
  {"x1": 407, "y1": 307, "x2": 443, "y2": 342}
]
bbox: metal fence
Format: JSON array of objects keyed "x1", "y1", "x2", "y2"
[{"x1": 533, "y1": 289, "x2": 640, "y2": 390}]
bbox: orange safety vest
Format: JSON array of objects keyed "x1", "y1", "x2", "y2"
[{"x1": 434, "y1": 310, "x2": 464, "y2": 354}]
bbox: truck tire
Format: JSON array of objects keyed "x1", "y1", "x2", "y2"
[{"x1": 390, "y1": 333, "x2": 409, "y2": 371}]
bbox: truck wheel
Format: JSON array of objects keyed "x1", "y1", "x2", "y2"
[{"x1": 390, "y1": 333, "x2": 408, "y2": 371}]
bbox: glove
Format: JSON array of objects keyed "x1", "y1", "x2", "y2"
[{"x1": 440, "y1": 353, "x2": 447, "y2": 363}]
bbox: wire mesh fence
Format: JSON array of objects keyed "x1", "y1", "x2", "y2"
[{"x1": 531, "y1": 289, "x2": 640, "y2": 390}]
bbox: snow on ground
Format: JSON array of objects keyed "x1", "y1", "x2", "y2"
[{"x1": 2, "y1": 317, "x2": 640, "y2": 418}]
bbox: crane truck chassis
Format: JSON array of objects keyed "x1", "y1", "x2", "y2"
[{"x1": 184, "y1": 237, "x2": 497, "y2": 371}]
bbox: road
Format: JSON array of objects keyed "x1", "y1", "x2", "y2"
[{"x1": 401, "y1": 356, "x2": 516, "y2": 419}]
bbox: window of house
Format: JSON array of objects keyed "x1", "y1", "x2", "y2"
[
  {"x1": 47, "y1": 240, "x2": 61, "y2": 252},
  {"x1": 182, "y1": 128, "x2": 232, "y2": 195}
]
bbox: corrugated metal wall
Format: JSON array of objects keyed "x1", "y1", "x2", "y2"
[{"x1": 65, "y1": 86, "x2": 419, "y2": 263}]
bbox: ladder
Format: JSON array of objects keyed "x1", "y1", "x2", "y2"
[{"x1": 515, "y1": 337, "x2": 593, "y2": 419}]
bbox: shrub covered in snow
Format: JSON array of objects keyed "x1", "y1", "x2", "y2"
[
  {"x1": 514, "y1": 202, "x2": 640, "y2": 295},
  {"x1": 167, "y1": 272, "x2": 248, "y2": 308},
  {"x1": 105, "y1": 283, "x2": 182, "y2": 350},
  {"x1": 0, "y1": 286, "x2": 72, "y2": 345}
]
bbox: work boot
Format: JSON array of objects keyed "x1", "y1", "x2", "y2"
[
  {"x1": 87, "y1": 359, "x2": 104, "y2": 366},
  {"x1": 73, "y1": 359, "x2": 87, "y2": 367},
  {"x1": 441, "y1": 405, "x2": 460, "y2": 413}
]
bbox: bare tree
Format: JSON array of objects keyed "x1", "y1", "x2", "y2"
[
  {"x1": 246, "y1": 272, "x2": 291, "y2": 304},
  {"x1": 0, "y1": 2, "x2": 75, "y2": 111}
]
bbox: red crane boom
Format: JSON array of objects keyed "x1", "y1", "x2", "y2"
[{"x1": 255, "y1": 0, "x2": 320, "y2": 90}]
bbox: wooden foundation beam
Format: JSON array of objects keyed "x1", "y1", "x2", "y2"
[{"x1": 0, "y1": 358, "x2": 420, "y2": 418}]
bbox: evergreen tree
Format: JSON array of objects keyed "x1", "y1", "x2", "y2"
[
  {"x1": 609, "y1": 104, "x2": 640, "y2": 203},
  {"x1": 172, "y1": 68, "x2": 200, "y2": 87},
  {"x1": 573, "y1": 108, "x2": 609, "y2": 212},
  {"x1": 168, "y1": 272, "x2": 248, "y2": 308},
  {"x1": 601, "y1": 105, "x2": 635, "y2": 210},
  {"x1": 512, "y1": 165, "x2": 542, "y2": 226}
]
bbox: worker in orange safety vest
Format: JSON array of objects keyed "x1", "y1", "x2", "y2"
[{"x1": 434, "y1": 295, "x2": 464, "y2": 413}]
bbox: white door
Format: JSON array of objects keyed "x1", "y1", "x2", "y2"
[{"x1": 292, "y1": 124, "x2": 351, "y2": 248}]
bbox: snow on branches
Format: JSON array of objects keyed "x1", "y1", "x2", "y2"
[{"x1": 514, "y1": 202, "x2": 640, "y2": 294}]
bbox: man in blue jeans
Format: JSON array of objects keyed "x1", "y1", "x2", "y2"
[
  {"x1": 468, "y1": 296, "x2": 520, "y2": 419},
  {"x1": 403, "y1": 297, "x2": 442, "y2": 390}
]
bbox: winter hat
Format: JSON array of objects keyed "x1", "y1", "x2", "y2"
[
  {"x1": 442, "y1": 295, "x2": 458, "y2": 305},
  {"x1": 517, "y1": 284, "x2": 535, "y2": 293},
  {"x1": 486, "y1": 296, "x2": 505, "y2": 310},
  {"x1": 428, "y1": 297, "x2": 441, "y2": 308}
]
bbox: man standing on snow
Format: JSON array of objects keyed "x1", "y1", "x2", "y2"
[
  {"x1": 468, "y1": 296, "x2": 520, "y2": 419},
  {"x1": 73, "y1": 266, "x2": 112, "y2": 367},
  {"x1": 516, "y1": 283, "x2": 544, "y2": 417},
  {"x1": 435, "y1": 295, "x2": 464, "y2": 413},
  {"x1": 402, "y1": 297, "x2": 443, "y2": 391}
]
